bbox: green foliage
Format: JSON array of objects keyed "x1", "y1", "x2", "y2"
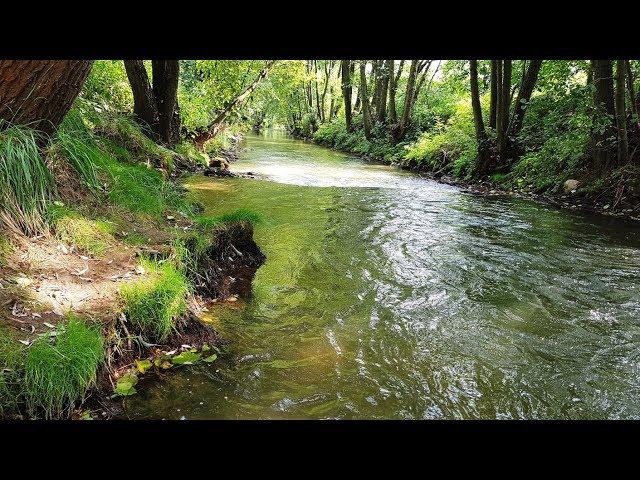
[
  {"x1": 120, "y1": 259, "x2": 190, "y2": 342},
  {"x1": 24, "y1": 316, "x2": 104, "y2": 419},
  {"x1": 82, "y1": 60, "x2": 133, "y2": 112},
  {"x1": 47, "y1": 204, "x2": 115, "y2": 255},
  {"x1": 403, "y1": 100, "x2": 478, "y2": 178},
  {"x1": 0, "y1": 124, "x2": 54, "y2": 235}
]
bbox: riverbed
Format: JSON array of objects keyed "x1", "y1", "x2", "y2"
[{"x1": 123, "y1": 130, "x2": 640, "y2": 419}]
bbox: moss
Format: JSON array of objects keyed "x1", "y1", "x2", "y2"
[
  {"x1": 48, "y1": 204, "x2": 115, "y2": 256},
  {"x1": 24, "y1": 315, "x2": 104, "y2": 419},
  {"x1": 120, "y1": 259, "x2": 190, "y2": 342},
  {"x1": 0, "y1": 236, "x2": 13, "y2": 266}
]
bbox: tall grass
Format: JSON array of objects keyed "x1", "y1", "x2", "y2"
[
  {"x1": 195, "y1": 208, "x2": 263, "y2": 231},
  {"x1": 24, "y1": 315, "x2": 104, "y2": 419},
  {"x1": 120, "y1": 259, "x2": 189, "y2": 342},
  {"x1": 0, "y1": 329, "x2": 25, "y2": 417},
  {"x1": 0, "y1": 124, "x2": 54, "y2": 235},
  {"x1": 55, "y1": 110, "x2": 103, "y2": 192}
]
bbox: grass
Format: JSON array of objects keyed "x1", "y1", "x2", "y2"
[
  {"x1": 54, "y1": 109, "x2": 103, "y2": 192},
  {"x1": 24, "y1": 315, "x2": 104, "y2": 419},
  {"x1": 0, "y1": 236, "x2": 12, "y2": 267},
  {"x1": 47, "y1": 204, "x2": 115, "y2": 255},
  {"x1": 0, "y1": 124, "x2": 55, "y2": 235},
  {"x1": 0, "y1": 328, "x2": 25, "y2": 417},
  {"x1": 195, "y1": 208, "x2": 263, "y2": 231},
  {"x1": 120, "y1": 259, "x2": 190, "y2": 342}
]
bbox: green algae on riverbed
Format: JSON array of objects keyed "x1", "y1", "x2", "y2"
[{"x1": 123, "y1": 132, "x2": 640, "y2": 420}]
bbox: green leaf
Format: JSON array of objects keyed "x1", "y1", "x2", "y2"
[
  {"x1": 171, "y1": 350, "x2": 201, "y2": 365},
  {"x1": 203, "y1": 353, "x2": 218, "y2": 363},
  {"x1": 136, "y1": 359, "x2": 153, "y2": 374},
  {"x1": 114, "y1": 372, "x2": 139, "y2": 396}
]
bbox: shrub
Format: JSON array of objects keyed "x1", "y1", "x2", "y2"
[
  {"x1": 24, "y1": 316, "x2": 104, "y2": 419},
  {"x1": 120, "y1": 259, "x2": 190, "y2": 342}
]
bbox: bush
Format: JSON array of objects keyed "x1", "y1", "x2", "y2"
[
  {"x1": 24, "y1": 316, "x2": 104, "y2": 419},
  {"x1": 403, "y1": 99, "x2": 478, "y2": 178},
  {"x1": 82, "y1": 60, "x2": 133, "y2": 112},
  {"x1": 120, "y1": 259, "x2": 190, "y2": 342}
]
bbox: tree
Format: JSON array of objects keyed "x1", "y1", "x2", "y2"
[
  {"x1": 124, "y1": 60, "x2": 181, "y2": 146},
  {"x1": 192, "y1": 60, "x2": 276, "y2": 149},
  {"x1": 470, "y1": 59, "x2": 491, "y2": 174},
  {"x1": 341, "y1": 60, "x2": 353, "y2": 132},
  {"x1": 360, "y1": 61, "x2": 372, "y2": 140},
  {"x1": 0, "y1": 60, "x2": 93, "y2": 135},
  {"x1": 592, "y1": 60, "x2": 616, "y2": 170},
  {"x1": 615, "y1": 60, "x2": 628, "y2": 165}
]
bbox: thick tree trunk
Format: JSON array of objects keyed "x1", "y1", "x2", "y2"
[
  {"x1": 508, "y1": 59, "x2": 543, "y2": 138},
  {"x1": 123, "y1": 60, "x2": 159, "y2": 132},
  {"x1": 470, "y1": 60, "x2": 491, "y2": 175},
  {"x1": 151, "y1": 60, "x2": 180, "y2": 146},
  {"x1": 394, "y1": 60, "x2": 419, "y2": 141},
  {"x1": 341, "y1": 60, "x2": 353, "y2": 132},
  {"x1": 360, "y1": 61, "x2": 372, "y2": 141},
  {"x1": 592, "y1": 60, "x2": 616, "y2": 170},
  {"x1": 0, "y1": 60, "x2": 93, "y2": 135},
  {"x1": 193, "y1": 60, "x2": 276, "y2": 149},
  {"x1": 387, "y1": 60, "x2": 403, "y2": 126},
  {"x1": 615, "y1": 60, "x2": 628, "y2": 165}
]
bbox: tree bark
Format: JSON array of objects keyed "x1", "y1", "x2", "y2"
[
  {"x1": 193, "y1": 60, "x2": 276, "y2": 149},
  {"x1": 341, "y1": 60, "x2": 353, "y2": 132},
  {"x1": 497, "y1": 60, "x2": 512, "y2": 160},
  {"x1": 360, "y1": 61, "x2": 372, "y2": 140},
  {"x1": 0, "y1": 60, "x2": 93, "y2": 135},
  {"x1": 395, "y1": 60, "x2": 419, "y2": 141},
  {"x1": 151, "y1": 60, "x2": 180, "y2": 146},
  {"x1": 615, "y1": 60, "x2": 628, "y2": 165},
  {"x1": 592, "y1": 60, "x2": 616, "y2": 170},
  {"x1": 470, "y1": 60, "x2": 491, "y2": 175},
  {"x1": 489, "y1": 60, "x2": 498, "y2": 129},
  {"x1": 624, "y1": 60, "x2": 640, "y2": 133},
  {"x1": 508, "y1": 59, "x2": 543, "y2": 138},
  {"x1": 123, "y1": 60, "x2": 158, "y2": 132}
]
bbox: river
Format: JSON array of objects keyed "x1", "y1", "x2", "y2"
[{"x1": 124, "y1": 130, "x2": 640, "y2": 419}]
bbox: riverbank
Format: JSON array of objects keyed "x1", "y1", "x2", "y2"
[
  {"x1": 304, "y1": 132, "x2": 640, "y2": 222},
  {"x1": 0, "y1": 108, "x2": 264, "y2": 419}
]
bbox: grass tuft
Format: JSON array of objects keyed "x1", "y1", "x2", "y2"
[
  {"x1": 120, "y1": 259, "x2": 190, "y2": 342},
  {"x1": 0, "y1": 124, "x2": 55, "y2": 235},
  {"x1": 0, "y1": 329, "x2": 25, "y2": 417},
  {"x1": 195, "y1": 208, "x2": 263, "y2": 231},
  {"x1": 47, "y1": 204, "x2": 115, "y2": 255},
  {"x1": 24, "y1": 315, "x2": 103, "y2": 419}
]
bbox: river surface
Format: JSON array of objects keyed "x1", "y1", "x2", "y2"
[{"x1": 124, "y1": 131, "x2": 640, "y2": 419}]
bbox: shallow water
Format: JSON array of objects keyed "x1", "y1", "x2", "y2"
[{"x1": 124, "y1": 131, "x2": 640, "y2": 419}]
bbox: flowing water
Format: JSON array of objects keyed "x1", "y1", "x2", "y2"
[{"x1": 124, "y1": 131, "x2": 640, "y2": 419}]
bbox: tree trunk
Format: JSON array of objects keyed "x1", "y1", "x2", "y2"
[
  {"x1": 470, "y1": 60, "x2": 491, "y2": 175},
  {"x1": 0, "y1": 60, "x2": 93, "y2": 135},
  {"x1": 151, "y1": 60, "x2": 180, "y2": 146},
  {"x1": 489, "y1": 60, "x2": 498, "y2": 129},
  {"x1": 615, "y1": 60, "x2": 628, "y2": 165},
  {"x1": 624, "y1": 60, "x2": 640, "y2": 134},
  {"x1": 395, "y1": 60, "x2": 418, "y2": 141},
  {"x1": 123, "y1": 60, "x2": 159, "y2": 133},
  {"x1": 388, "y1": 60, "x2": 403, "y2": 125},
  {"x1": 193, "y1": 60, "x2": 276, "y2": 149},
  {"x1": 341, "y1": 60, "x2": 353, "y2": 132},
  {"x1": 360, "y1": 61, "x2": 372, "y2": 140},
  {"x1": 592, "y1": 60, "x2": 616, "y2": 170},
  {"x1": 508, "y1": 59, "x2": 543, "y2": 138},
  {"x1": 497, "y1": 60, "x2": 512, "y2": 160}
]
